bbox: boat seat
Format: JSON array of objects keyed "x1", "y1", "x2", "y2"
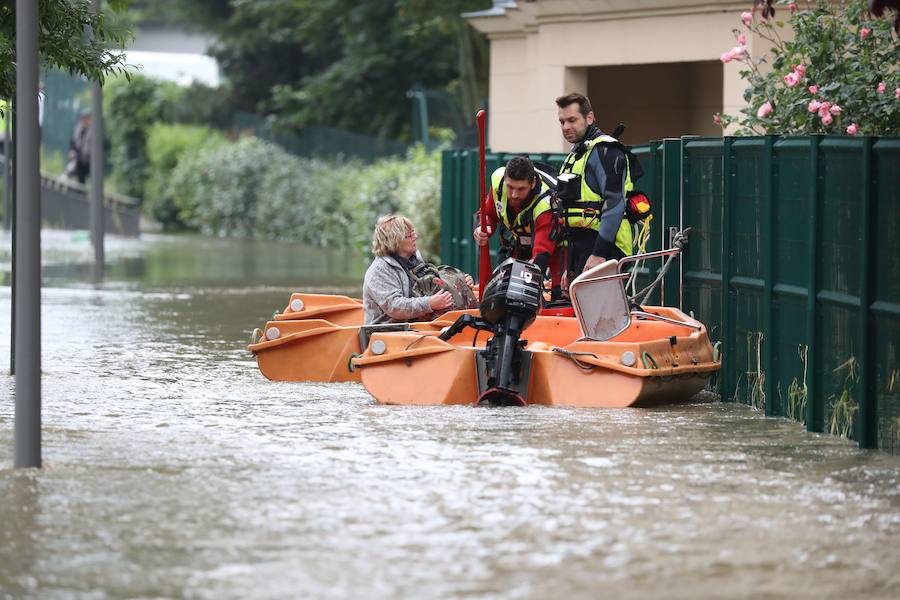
[{"x1": 569, "y1": 259, "x2": 631, "y2": 341}]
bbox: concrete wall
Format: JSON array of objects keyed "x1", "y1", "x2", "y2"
[{"x1": 468, "y1": 0, "x2": 758, "y2": 152}]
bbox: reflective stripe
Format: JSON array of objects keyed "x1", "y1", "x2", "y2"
[{"x1": 561, "y1": 136, "x2": 634, "y2": 255}]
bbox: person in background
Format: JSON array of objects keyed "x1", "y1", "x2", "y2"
[
  {"x1": 363, "y1": 214, "x2": 454, "y2": 325},
  {"x1": 67, "y1": 113, "x2": 91, "y2": 183}
]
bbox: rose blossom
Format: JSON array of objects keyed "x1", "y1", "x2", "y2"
[
  {"x1": 713, "y1": 114, "x2": 722, "y2": 125},
  {"x1": 789, "y1": 2, "x2": 797, "y2": 11},
  {"x1": 821, "y1": 113, "x2": 834, "y2": 126},
  {"x1": 829, "y1": 104, "x2": 842, "y2": 115},
  {"x1": 896, "y1": 87, "x2": 900, "y2": 99},
  {"x1": 808, "y1": 85, "x2": 818, "y2": 95},
  {"x1": 860, "y1": 28, "x2": 871, "y2": 40},
  {"x1": 720, "y1": 51, "x2": 733, "y2": 63},
  {"x1": 793, "y1": 64, "x2": 806, "y2": 77},
  {"x1": 757, "y1": 101, "x2": 774, "y2": 119},
  {"x1": 808, "y1": 100, "x2": 821, "y2": 113},
  {"x1": 738, "y1": 33, "x2": 747, "y2": 46},
  {"x1": 877, "y1": 82, "x2": 886, "y2": 94},
  {"x1": 741, "y1": 11, "x2": 752, "y2": 26},
  {"x1": 846, "y1": 123, "x2": 859, "y2": 135},
  {"x1": 730, "y1": 46, "x2": 746, "y2": 60},
  {"x1": 817, "y1": 102, "x2": 831, "y2": 118},
  {"x1": 784, "y1": 72, "x2": 801, "y2": 87}
]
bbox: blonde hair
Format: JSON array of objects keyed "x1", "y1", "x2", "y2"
[{"x1": 372, "y1": 214, "x2": 414, "y2": 256}]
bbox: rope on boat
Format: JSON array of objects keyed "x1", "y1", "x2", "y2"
[
  {"x1": 627, "y1": 228, "x2": 690, "y2": 305},
  {"x1": 641, "y1": 351, "x2": 659, "y2": 370},
  {"x1": 404, "y1": 334, "x2": 432, "y2": 351},
  {"x1": 348, "y1": 352, "x2": 361, "y2": 372},
  {"x1": 552, "y1": 347, "x2": 599, "y2": 372}
]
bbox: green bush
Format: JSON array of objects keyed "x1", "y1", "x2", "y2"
[
  {"x1": 144, "y1": 123, "x2": 227, "y2": 230},
  {"x1": 165, "y1": 137, "x2": 444, "y2": 258}
]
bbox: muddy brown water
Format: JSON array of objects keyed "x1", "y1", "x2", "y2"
[{"x1": 1, "y1": 231, "x2": 899, "y2": 599}]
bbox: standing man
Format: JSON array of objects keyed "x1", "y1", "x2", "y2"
[
  {"x1": 556, "y1": 93, "x2": 634, "y2": 280},
  {"x1": 473, "y1": 155, "x2": 563, "y2": 299}
]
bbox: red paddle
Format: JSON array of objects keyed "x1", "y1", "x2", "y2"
[{"x1": 476, "y1": 109, "x2": 490, "y2": 300}]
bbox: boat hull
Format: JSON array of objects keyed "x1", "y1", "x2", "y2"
[{"x1": 352, "y1": 307, "x2": 720, "y2": 407}]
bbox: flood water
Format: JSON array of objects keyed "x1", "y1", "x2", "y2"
[{"x1": 1, "y1": 231, "x2": 899, "y2": 599}]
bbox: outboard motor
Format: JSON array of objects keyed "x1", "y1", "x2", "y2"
[{"x1": 439, "y1": 259, "x2": 543, "y2": 406}]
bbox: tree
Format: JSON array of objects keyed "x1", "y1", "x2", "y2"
[
  {"x1": 716, "y1": 0, "x2": 900, "y2": 136},
  {"x1": 128, "y1": 0, "x2": 491, "y2": 141},
  {"x1": 0, "y1": 0, "x2": 131, "y2": 102},
  {"x1": 269, "y1": 0, "x2": 491, "y2": 139}
]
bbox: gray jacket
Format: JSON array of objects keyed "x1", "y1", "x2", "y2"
[{"x1": 363, "y1": 254, "x2": 434, "y2": 325}]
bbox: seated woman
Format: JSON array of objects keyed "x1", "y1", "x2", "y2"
[{"x1": 363, "y1": 214, "x2": 454, "y2": 325}]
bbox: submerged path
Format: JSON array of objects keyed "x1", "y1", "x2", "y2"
[{"x1": 0, "y1": 232, "x2": 898, "y2": 598}]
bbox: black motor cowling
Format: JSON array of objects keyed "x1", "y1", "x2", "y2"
[
  {"x1": 437, "y1": 259, "x2": 543, "y2": 406},
  {"x1": 477, "y1": 259, "x2": 543, "y2": 406},
  {"x1": 479, "y1": 258, "x2": 543, "y2": 327}
]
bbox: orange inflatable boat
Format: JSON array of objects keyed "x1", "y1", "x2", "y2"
[
  {"x1": 351, "y1": 258, "x2": 720, "y2": 407},
  {"x1": 248, "y1": 309, "x2": 477, "y2": 383}
]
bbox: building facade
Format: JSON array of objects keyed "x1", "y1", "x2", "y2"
[{"x1": 465, "y1": 0, "x2": 764, "y2": 152}]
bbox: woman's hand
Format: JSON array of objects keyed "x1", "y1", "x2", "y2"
[
  {"x1": 464, "y1": 274, "x2": 474, "y2": 288},
  {"x1": 429, "y1": 290, "x2": 454, "y2": 311}
]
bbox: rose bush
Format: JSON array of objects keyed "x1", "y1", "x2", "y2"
[{"x1": 716, "y1": 0, "x2": 900, "y2": 135}]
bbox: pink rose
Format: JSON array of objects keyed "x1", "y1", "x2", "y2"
[
  {"x1": 808, "y1": 100, "x2": 821, "y2": 113},
  {"x1": 738, "y1": 33, "x2": 747, "y2": 46},
  {"x1": 713, "y1": 114, "x2": 722, "y2": 125},
  {"x1": 860, "y1": 28, "x2": 871, "y2": 40},
  {"x1": 784, "y1": 72, "x2": 801, "y2": 87},
  {"x1": 757, "y1": 101, "x2": 774, "y2": 119},
  {"x1": 808, "y1": 85, "x2": 818, "y2": 95},
  {"x1": 793, "y1": 64, "x2": 805, "y2": 77},
  {"x1": 741, "y1": 11, "x2": 753, "y2": 26},
  {"x1": 730, "y1": 46, "x2": 746, "y2": 60},
  {"x1": 821, "y1": 113, "x2": 834, "y2": 126},
  {"x1": 846, "y1": 123, "x2": 859, "y2": 135},
  {"x1": 720, "y1": 51, "x2": 733, "y2": 63},
  {"x1": 877, "y1": 82, "x2": 887, "y2": 94},
  {"x1": 829, "y1": 104, "x2": 842, "y2": 115},
  {"x1": 896, "y1": 87, "x2": 900, "y2": 99},
  {"x1": 817, "y1": 102, "x2": 831, "y2": 118},
  {"x1": 789, "y1": 2, "x2": 797, "y2": 11}
]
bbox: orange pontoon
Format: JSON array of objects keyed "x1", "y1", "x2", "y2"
[
  {"x1": 248, "y1": 310, "x2": 478, "y2": 383},
  {"x1": 351, "y1": 258, "x2": 720, "y2": 407}
]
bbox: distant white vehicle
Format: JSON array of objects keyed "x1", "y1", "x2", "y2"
[{"x1": 123, "y1": 50, "x2": 220, "y2": 87}]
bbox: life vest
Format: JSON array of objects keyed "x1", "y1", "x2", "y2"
[
  {"x1": 560, "y1": 135, "x2": 633, "y2": 256},
  {"x1": 490, "y1": 166, "x2": 554, "y2": 259}
]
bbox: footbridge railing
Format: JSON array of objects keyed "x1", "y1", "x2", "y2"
[{"x1": 1, "y1": 155, "x2": 140, "y2": 236}]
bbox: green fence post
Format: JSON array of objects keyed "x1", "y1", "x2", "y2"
[
  {"x1": 721, "y1": 137, "x2": 735, "y2": 402},
  {"x1": 763, "y1": 135, "x2": 776, "y2": 415},
  {"x1": 662, "y1": 138, "x2": 682, "y2": 308},
  {"x1": 858, "y1": 136, "x2": 876, "y2": 448},
  {"x1": 440, "y1": 150, "x2": 454, "y2": 265},
  {"x1": 806, "y1": 136, "x2": 822, "y2": 432}
]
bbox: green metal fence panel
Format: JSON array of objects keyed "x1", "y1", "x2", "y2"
[
  {"x1": 873, "y1": 138, "x2": 900, "y2": 453},
  {"x1": 630, "y1": 142, "x2": 665, "y2": 300},
  {"x1": 680, "y1": 138, "x2": 725, "y2": 376},
  {"x1": 818, "y1": 137, "x2": 867, "y2": 441},
  {"x1": 772, "y1": 137, "x2": 815, "y2": 424}
]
